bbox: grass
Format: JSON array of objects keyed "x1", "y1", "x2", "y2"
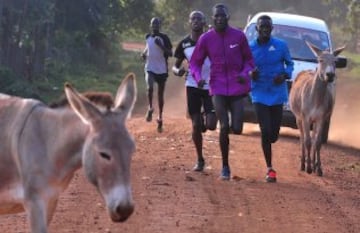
[
  {"x1": 3, "y1": 49, "x2": 358, "y2": 104},
  {"x1": 34, "y1": 50, "x2": 147, "y2": 104}
]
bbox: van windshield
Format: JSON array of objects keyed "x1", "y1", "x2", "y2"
[{"x1": 245, "y1": 24, "x2": 331, "y2": 61}]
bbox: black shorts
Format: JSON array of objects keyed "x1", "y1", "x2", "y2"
[
  {"x1": 145, "y1": 71, "x2": 168, "y2": 88},
  {"x1": 186, "y1": 86, "x2": 215, "y2": 116}
]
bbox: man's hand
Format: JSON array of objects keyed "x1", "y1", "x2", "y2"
[
  {"x1": 273, "y1": 73, "x2": 289, "y2": 85},
  {"x1": 172, "y1": 66, "x2": 186, "y2": 76},
  {"x1": 141, "y1": 52, "x2": 146, "y2": 61},
  {"x1": 154, "y1": 37, "x2": 163, "y2": 47},
  {"x1": 198, "y1": 80, "x2": 206, "y2": 88},
  {"x1": 178, "y1": 67, "x2": 186, "y2": 76},
  {"x1": 249, "y1": 67, "x2": 259, "y2": 81}
]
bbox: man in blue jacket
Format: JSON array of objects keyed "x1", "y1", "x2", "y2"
[
  {"x1": 190, "y1": 3, "x2": 255, "y2": 180},
  {"x1": 248, "y1": 15, "x2": 294, "y2": 182}
]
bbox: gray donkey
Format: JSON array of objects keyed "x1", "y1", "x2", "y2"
[
  {"x1": 0, "y1": 73, "x2": 137, "y2": 232},
  {"x1": 289, "y1": 42, "x2": 345, "y2": 176}
]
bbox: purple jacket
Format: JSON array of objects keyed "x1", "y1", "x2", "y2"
[{"x1": 190, "y1": 26, "x2": 254, "y2": 96}]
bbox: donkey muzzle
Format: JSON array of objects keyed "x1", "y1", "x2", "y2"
[
  {"x1": 110, "y1": 203, "x2": 134, "y2": 222},
  {"x1": 326, "y1": 72, "x2": 335, "y2": 82}
]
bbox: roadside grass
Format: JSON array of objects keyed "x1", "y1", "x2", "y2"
[
  {"x1": 36, "y1": 50, "x2": 147, "y2": 104},
  {"x1": 2, "y1": 49, "x2": 357, "y2": 105}
]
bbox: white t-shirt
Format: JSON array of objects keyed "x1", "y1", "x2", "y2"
[{"x1": 144, "y1": 34, "x2": 170, "y2": 74}]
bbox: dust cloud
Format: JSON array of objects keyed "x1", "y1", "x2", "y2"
[
  {"x1": 329, "y1": 78, "x2": 360, "y2": 149},
  {"x1": 134, "y1": 71, "x2": 359, "y2": 150},
  {"x1": 163, "y1": 75, "x2": 188, "y2": 118},
  {"x1": 132, "y1": 72, "x2": 187, "y2": 119}
]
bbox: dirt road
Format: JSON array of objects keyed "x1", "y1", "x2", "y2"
[{"x1": 0, "y1": 76, "x2": 359, "y2": 233}]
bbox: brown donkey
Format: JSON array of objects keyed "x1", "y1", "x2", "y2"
[
  {"x1": 289, "y1": 42, "x2": 345, "y2": 176},
  {"x1": 0, "y1": 73, "x2": 137, "y2": 233}
]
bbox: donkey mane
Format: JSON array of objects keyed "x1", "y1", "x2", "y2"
[{"x1": 49, "y1": 91, "x2": 114, "y2": 109}]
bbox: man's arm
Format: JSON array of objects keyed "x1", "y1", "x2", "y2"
[
  {"x1": 189, "y1": 36, "x2": 207, "y2": 84},
  {"x1": 141, "y1": 34, "x2": 150, "y2": 60},
  {"x1": 141, "y1": 46, "x2": 148, "y2": 61},
  {"x1": 172, "y1": 58, "x2": 186, "y2": 76},
  {"x1": 172, "y1": 40, "x2": 187, "y2": 76},
  {"x1": 238, "y1": 36, "x2": 255, "y2": 82},
  {"x1": 157, "y1": 34, "x2": 173, "y2": 57}
]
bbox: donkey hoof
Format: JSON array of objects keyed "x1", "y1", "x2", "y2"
[
  {"x1": 317, "y1": 169, "x2": 323, "y2": 177},
  {"x1": 306, "y1": 167, "x2": 312, "y2": 174},
  {"x1": 300, "y1": 164, "x2": 305, "y2": 171}
]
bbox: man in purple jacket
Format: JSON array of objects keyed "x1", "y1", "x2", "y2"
[{"x1": 190, "y1": 3, "x2": 255, "y2": 180}]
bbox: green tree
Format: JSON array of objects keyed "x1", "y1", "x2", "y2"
[
  {"x1": 0, "y1": 0, "x2": 154, "y2": 81},
  {"x1": 323, "y1": 0, "x2": 359, "y2": 49}
]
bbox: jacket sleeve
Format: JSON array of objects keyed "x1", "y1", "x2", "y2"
[
  {"x1": 189, "y1": 36, "x2": 207, "y2": 84},
  {"x1": 239, "y1": 37, "x2": 255, "y2": 81}
]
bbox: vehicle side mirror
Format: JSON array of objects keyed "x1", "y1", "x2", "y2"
[{"x1": 336, "y1": 56, "x2": 347, "y2": 69}]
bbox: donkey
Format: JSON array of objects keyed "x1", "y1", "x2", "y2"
[
  {"x1": 289, "y1": 42, "x2": 345, "y2": 176},
  {"x1": 0, "y1": 73, "x2": 137, "y2": 233}
]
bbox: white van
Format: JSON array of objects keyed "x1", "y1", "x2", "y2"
[{"x1": 243, "y1": 12, "x2": 347, "y2": 142}]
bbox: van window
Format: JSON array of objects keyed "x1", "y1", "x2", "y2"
[{"x1": 245, "y1": 24, "x2": 330, "y2": 61}]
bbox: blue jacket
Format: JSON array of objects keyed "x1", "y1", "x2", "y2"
[
  {"x1": 249, "y1": 37, "x2": 294, "y2": 105},
  {"x1": 190, "y1": 26, "x2": 255, "y2": 96}
]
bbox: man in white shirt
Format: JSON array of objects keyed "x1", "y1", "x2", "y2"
[{"x1": 141, "y1": 17, "x2": 173, "y2": 132}]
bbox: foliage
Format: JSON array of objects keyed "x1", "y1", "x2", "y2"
[
  {"x1": 0, "y1": 0, "x2": 358, "y2": 102},
  {"x1": 323, "y1": 0, "x2": 360, "y2": 50}
]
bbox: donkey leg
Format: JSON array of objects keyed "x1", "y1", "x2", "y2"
[
  {"x1": 311, "y1": 129, "x2": 317, "y2": 173},
  {"x1": 47, "y1": 196, "x2": 59, "y2": 225},
  {"x1": 305, "y1": 141, "x2": 312, "y2": 174},
  {"x1": 24, "y1": 196, "x2": 49, "y2": 233},
  {"x1": 297, "y1": 119, "x2": 306, "y2": 171},
  {"x1": 316, "y1": 150, "x2": 323, "y2": 176},
  {"x1": 313, "y1": 123, "x2": 324, "y2": 176},
  {"x1": 315, "y1": 138, "x2": 323, "y2": 176},
  {"x1": 303, "y1": 122, "x2": 312, "y2": 174},
  {"x1": 24, "y1": 181, "x2": 60, "y2": 233},
  {"x1": 300, "y1": 141, "x2": 306, "y2": 171}
]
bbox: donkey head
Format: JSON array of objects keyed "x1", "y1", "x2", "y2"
[
  {"x1": 306, "y1": 41, "x2": 346, "y2": 83},
  {"x1": 64, "y1": 73, "x2": 137, "y2": 222}
]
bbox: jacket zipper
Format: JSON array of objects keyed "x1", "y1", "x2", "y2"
[{"x1": 222, "y1": 33, "x2": 229, "y2": 95}]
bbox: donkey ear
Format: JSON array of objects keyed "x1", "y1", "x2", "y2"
[
  {"x1": 333, "y1": 45, "x2": 346, "y2": 57},
  {"x1": 114, "y1": 73, "x2": 137, "y2": 118},
  {"x1": 305, "y1": 41, "x2": 322, "y2": 57},
  {"x1": 64, "y1": 83, "x2": 102, "y2": 125}
]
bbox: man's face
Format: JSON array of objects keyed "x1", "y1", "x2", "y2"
[
  {"x1": 212, "y1": 7, "x2": 228, "y2": 32},
  {"x1": 190, "y1": 12, "x2": 205, "y2": 32},
  {"x1": 150, "y1": 18, "x2": 161, "y2": 33},
  {"x1": 257, "y1": 18, "x2": 273, "y2": 40}
]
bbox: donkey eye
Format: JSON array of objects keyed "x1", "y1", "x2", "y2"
[{"x1": 99, "y1": 152, "x2": 111, "y2": 161}]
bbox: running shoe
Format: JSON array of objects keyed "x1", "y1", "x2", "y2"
[
  {"x1": 193, "y1": 160, "x2": 205, "y2": 172},
  {"x1": 266, "y1": 169, "x2": 277, "y2": 183},
  {"x1": 145, "y1": 108, "x2": 153, "y2": 122},
  {"x1": 220, "y1": 166, "x2": 231, "y2": 180}
]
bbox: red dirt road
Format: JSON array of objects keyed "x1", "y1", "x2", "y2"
[{"x1": 0, "y1": 76, "x2": 359, "y2": 233}]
